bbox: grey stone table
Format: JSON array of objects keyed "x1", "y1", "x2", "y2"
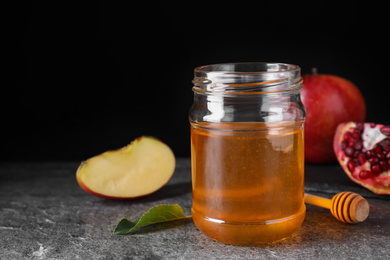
[{"x1": 1, "y1": 159, "x2": 389, "y2": 259}]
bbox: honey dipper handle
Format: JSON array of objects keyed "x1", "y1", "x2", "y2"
[{"x1": 304, "y1": 193, "x2": 332, "y2": 209}]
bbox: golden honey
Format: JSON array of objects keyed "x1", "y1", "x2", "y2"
[{"x1": 191, "y1": 122, "x2": 305, "y2": 245}]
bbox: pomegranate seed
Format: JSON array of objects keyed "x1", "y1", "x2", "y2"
[
  {"x1": 387, "y1": 152, "x2": 390, "y2": 159},
  {"x1": 377, "y1": 152, "x2": 386, "y2": 160},
  {"x1": 380, "y1": 126, "x2": 390, "y2": 136},
  {"x1": 353, "y1": 128, "x2": 362, "y2": 135},
  {"x1": 359, "y1": 170, "x2": 372, "y2": 179},
  {"x1": 341, "y1": 140, "x2": 348, "y2": 150},
  {"x1": 347, "y1": 160, "x2": 356, "y2": 172},
  {"x1": 379, "y1": 160, "x2": 388, "y2": 171},
  {"x1": 381, "y1": 139, "x2": 390, "y2": 152},
  {"x1": 356, "y1": 123, "x2": 364, "y2": 130},
  {"x1": 345, "y1": 147, "x2": 355, "y2": 157},
  {"x1": 373, "y1": 144, "x2": 382, "y2": 153},
  {"x1": 368, "y1": 157, "x2": 379, "y2": 164},
  {"x1": 388, "y1": 159, "x2": 390, "y2": 168},
  {"x1": 370, "y1": 123, "x2": 376, "y2": 128},
  {"x1": 344, "y1": 132, "x2": 352, "y2": 141},
  {"x1": 371, "y1": 164, "x2": 381, "y2": 176},
  {"x1": 354, "y1": 141, "x2": 363, "y2": 150},
  {"x1": 358, "y1": 153, "x2": 367, "y2": 165},
  {"x1": 351, "y1": 132, "x2": 360, "y2": 140},
  {"x1": 366, "y1": 150, "x2": 374, "y2": 158}
]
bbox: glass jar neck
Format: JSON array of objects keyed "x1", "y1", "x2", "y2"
[
  {"x1": 190, "y1": 62, "x2": 305, "y2": 125},
  {"x1": 192, "y1": 62, "x2": 302, "y2": 95}
]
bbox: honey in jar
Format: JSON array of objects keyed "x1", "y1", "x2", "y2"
[{"x1": 189, "y1": 63, "x2": 306, "y2": 245}]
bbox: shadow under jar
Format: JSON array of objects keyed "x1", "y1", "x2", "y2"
[{"x1": 189, "y1": 62, "x2": 306, "y2": 245}]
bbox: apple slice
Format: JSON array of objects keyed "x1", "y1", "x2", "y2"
[{"x1": 76, "y1": 136, "x2": 175, "y2": 199}]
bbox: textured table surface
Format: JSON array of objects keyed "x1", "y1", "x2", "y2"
[{"x1": 1, "y1": 159, "x2": 389, "y2": 259}]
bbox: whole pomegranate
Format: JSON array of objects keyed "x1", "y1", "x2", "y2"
[
  {"x1": 301, "y1": 70, "x2": 366, "y2": 163},
  {"x1": 334, "y1": 122, "x2": 390, "y2": 195}
]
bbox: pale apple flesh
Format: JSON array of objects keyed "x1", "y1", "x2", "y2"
[{"x1": 76, "y1": 136, "x2": 176, "y2": 199}]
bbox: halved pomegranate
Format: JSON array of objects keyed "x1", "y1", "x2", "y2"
[{"x1": 334, "y1": 122, "x2": 390, "y2": 195}]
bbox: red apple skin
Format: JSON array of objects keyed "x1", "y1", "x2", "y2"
[{"x1": 301, "y1": 74, "x2": 366, "y2": 164}]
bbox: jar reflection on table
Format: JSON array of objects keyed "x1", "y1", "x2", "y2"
[{"x1": 189, "y1": 63, "x2": 306, "y2": 245}]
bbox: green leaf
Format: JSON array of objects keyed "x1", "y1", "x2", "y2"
[{"x1": 113, "y1": 204, "x2": 191, "y2": 234}]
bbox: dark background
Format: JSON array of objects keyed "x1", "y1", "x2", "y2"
[{"x1": 4, "y1": 1, "x2": 388, "y2": 161}]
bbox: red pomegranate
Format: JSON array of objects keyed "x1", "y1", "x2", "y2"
[
  {"x1": 334, "y1": 122, "x2": 390, "y2": 195},
  {"x1": 301, "y1": 71, "x2": 366, "y2": 164}
]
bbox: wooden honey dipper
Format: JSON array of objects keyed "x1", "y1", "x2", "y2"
[{"x1": 304, "y1": 192, "x2": 370, "y2": 224}]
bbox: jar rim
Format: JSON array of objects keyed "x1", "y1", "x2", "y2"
[
  {"x1": 194, "y1": 62, "x2": 300, "y2": 74},
  {"x1": 192, "y1": 62, "x2": 302, "y2": 94}
]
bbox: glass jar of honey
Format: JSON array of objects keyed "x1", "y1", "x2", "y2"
[{"x1": 189, "y1": 62, "x2": 306, "y2": 245}]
